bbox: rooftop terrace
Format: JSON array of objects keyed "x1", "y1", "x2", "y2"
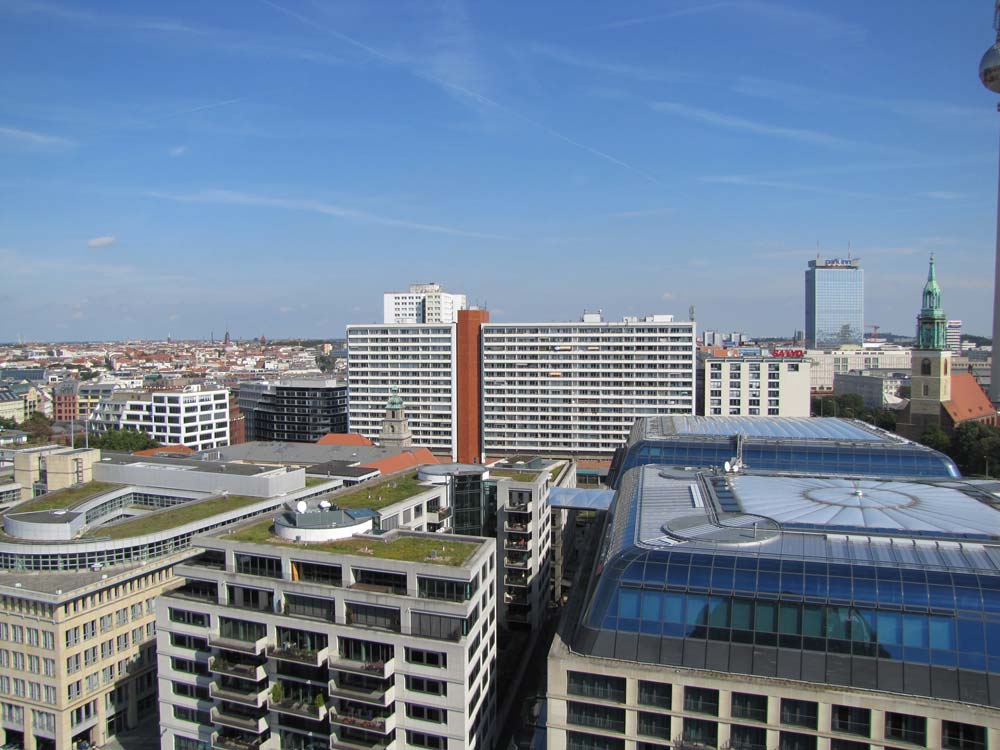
[
  {"x1": 224, "y1": 518, "x2": 478, "y2": 566},
  {"x1": 327, "y1": 472, "x2": 430, "y2": 510},
  {"x1": 9, "y1": 482, "x2": 121, "y2": 514},
  {"x1": 84, "y1": 494, "x2": 264, "y2": 539}
]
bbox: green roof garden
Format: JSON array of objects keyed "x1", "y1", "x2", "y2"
[
  {"x1": 84, "y1": 494, "x2": 267, "y2": 539},
  {"x1": 10, "y1": 482, "x2": 122, "y2": 514},
  {"x1": 225, "y1": 518, "x2": 478, "y2": 566},
  {"x1": 326, "y1": 472, "x2": 431, "y2": 510}
]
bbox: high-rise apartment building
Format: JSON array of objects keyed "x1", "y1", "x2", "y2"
[
  {"x1": 238, "y1": 377, "x2": 348, "y2": 443},
  {"x1": 347, "y1": 324, "x2": 458, "y2": 455},
  {"x1": 481, "y1": 313, "x2": 696, "y2": 456},
  {"x1": 383, "y1": 283, "x2": 467, "y2": 324},
  {"x1": 805, "y1": 257, "x2": 864, "y2": 349}
]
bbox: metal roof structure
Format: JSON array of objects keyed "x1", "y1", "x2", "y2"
[{"x1": 637, "y1": 415, "x2": 898, "y2": 443}]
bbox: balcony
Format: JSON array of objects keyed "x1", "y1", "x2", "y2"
[
  {"x1": 210, "y1": 681, "x2": 268, "y2": 708},
  {"x1": 268, "y1": 644, "x2": 329, "y2": 667},
  {"x1": 212, "y1": 732, "x2": 266, "y2": 750},
  {"x1": 504, "y1": 592, "x2": 528, "y2": 606},
  {"x1": 329, "y1": 709, "x2": 395, "y2": 735},
  {"x1": 211, "y1": 706, "x2": 268, "y2": 734},
  {"x1": 210, "y1": 633, "x2": 268, "y2": 655},
  {"x1": 328, "y1": 656, "x2": 394, "y2": 680},
  {"x1": 504, "y1": 573, "x2": 529, "y2": 587},
  {"x1": 429, "y1": 505, "x2": 452, "y2": 520},
  {"x1": 508, "y1": 502, "x2": 530, "y2": 513},
  {"x1": 270, "y1": 697, "x2": 328, "y2": 722},
  {"x1": 330, "y1": 732, "x2": 391, "y2": 750},
  {"x1": 209, "y1": 656, "x2": 267, "y2": 682},
  {"x1": 504, "y1": 521, "x2": 530, "y2": 533},
  {"x1": 504, "y1": 538, "x2": 529, "y2": 551},
  {"x1": 504, "y1": 556, "x2": 530, "y2": 570},
  {"x1": 328, "y1": 677, "x2": 395, "y2": 707}
]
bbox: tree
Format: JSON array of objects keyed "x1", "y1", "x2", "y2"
[
  {"x1": 951, "y1": 422, "x2": 1000, "y2": 477},
  {"x1": 918, "y1": 425, "x2": 951, "y2": 454},
  {"x1": 21, "y1": 413, "x2": 52, "y2": 442},
  {"x1": 77, "y1": 429, "x2": 159, "y2": 452},
  {"x1": 0, "y1": 416, "x2": 17, "y2": 431}
]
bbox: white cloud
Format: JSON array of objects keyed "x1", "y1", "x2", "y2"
[
  {"x1": 278, "y1": 306, "x2": 292, "y2": 314},
  {"x1": 662, "y1": 291, "x2": 675, "y2": 300},
  {"x1": 168, "y1": 145, "x2": 188, "y2": 157},
  {"x1": 0, "y1": 125, "x2": 76, "y2": 148},
  {"x1": 652, "y1": 101, "x2": 853, "y2": 148},
  {"x1": 87, "y1": 235, "x2": 117, "y2": 249}
]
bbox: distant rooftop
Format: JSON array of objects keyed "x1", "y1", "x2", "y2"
[
  {"x1": 638, "y1": 415, "x2": 895, "y2": 443},
  {"x1": 8, "y1": 482, "x2": 122, "y2": 514},
  {"x1": 327, "y1": 472, "x2": 433, "y2": 510},
  {"x1": 100, "y1": 452, "x2": 276, "y2": 476}
]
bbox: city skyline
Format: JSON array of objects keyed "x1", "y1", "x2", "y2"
[{"x1": 2, "y1": 1, "x2": 997, "y2": 341}]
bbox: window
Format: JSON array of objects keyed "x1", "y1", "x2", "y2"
[
  {"x1": 406, "y1": 731, "x2": 448, "y2": 749},
  {"x1": 567, "y1": 733, "x2": 624, "y2": 750},
  {"x1": 637, "y1": 711, "x2": 670, "y2": 738},
  {"x1": 234, "y1": 553, "x2": 282, "y2": 578},
  {"x1": 637, "y1": 680, "x2": 671, "y2": 709},
  {"x1": 406, "y1": 676, "x2": 447, "y2": 696},
  {"x1": 411, "y1": 611, "x2": 465, "y2": 641},
  {"x1": 407, "y1": 703, "x2": 446, "y2": 723},
  {"x1": 683, "y1": 718, "x2": 718, "y2": 747},
  {"x1": 780, "y1": 733, "x2": 817, "y2": 750},
  {"x1": 831, "y1": 741, "x2": 869, "y2": 750},
  {"x1": 567, "y1": 672, "x2": 626, "y2": 703},
  {"x1": 781, "y1": 699, "x2": 818, "y2": 729},
  {"x1": 406, "y1": 648, "x2": 447, "y2": 668},
  {"x1": 567, "y1": 701, "x2": 625, "y2": 733},
  {"x1": 921, "y1": 358, "x2": 931, "y2": 375},
  {"x1": 684, "y1": 686, "x2": 719, "y2": 716},
  {"x1": 732, "y1": 693, "x2": 767, "y2": 722},
  {"x1": 732, "y1": 726, "x2": 768, "y2": 750},
  {"x1": 169, "y1": 608, "x2": 208, "y2": 627},
  {"x1": 942, "y1": 722, "x2": 986, "y2": 750},
  {"x1": 886, "y1": 713, "x2": 927, "y2": 747},
  {"x1": 832, "y1": 706, "x2": 870, "y2": 737},
  {"x1": 346, "y1": 602, "x2": 400, "y2": 632}
]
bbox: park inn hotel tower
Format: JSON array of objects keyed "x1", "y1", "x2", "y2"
[{"x1": 805, "y1": 257, "x2": 864, "y2": 349}]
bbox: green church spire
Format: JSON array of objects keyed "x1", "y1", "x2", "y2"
[{"x1": 917, "y1": 255, "x2": 947, "y2": 350}]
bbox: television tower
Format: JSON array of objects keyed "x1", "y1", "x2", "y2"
[{"x1": 980, "y1": 0, "x2": 1000, "y2": 406}]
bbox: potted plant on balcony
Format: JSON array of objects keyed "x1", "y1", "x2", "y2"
[
  {"x1": 314, "y1": 692, "x2": 326, "y2": 712},
  {"x1": 270, "y1": 682, "x2": 284, "y2": 705}
]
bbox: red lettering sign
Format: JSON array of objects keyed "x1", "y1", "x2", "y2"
[{"x1": 772, "y1": 349, "x2": 804, "y2": 357}]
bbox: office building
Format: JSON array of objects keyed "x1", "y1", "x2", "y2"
[
  {"x1": 608, "y1": 415, "x2": 960, "y2": 487},
  {"x1": 90, "y1": 386, "x2": 230, "y2": 451},
  {"x1": 238, "y1": 377, "x2": 348, "y2": 443},
  {"x1": 383, "y1": 283, "x2": 467, "y2": 324},
  {"x1": 947, "y1": 320, "x2": 963, "y2": 354},
  {"x1": 805, "y1": 257, "x2": 864, "y2": 349},
  {"x1": 481, "y1": 313, "x2": 696, "y2": 456},
  {"x1": 699, "y1": 354, "x2": 810, "y2": 417},
  {"x1": 548, "y1": 464, "x2": 1000, "y2": 749},
  {"x1": 806, "y1": 346, "x2": 912, "y2": 393},
  {"x1": 0, "y1": 452, "x2": 338, "y2": 750},
  {"x1": 833, "y1": 369, "x2": 910, "y2": 409},
  {"x1": 12, "y1": 446, "x2": 100, "y2": 501},
  {"x1": 157, "y1": 504, "x2": 497, "y2": 750}
]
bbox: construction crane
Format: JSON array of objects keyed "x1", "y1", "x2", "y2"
[{"x1": 865, "y1": 324, "x2": 881, "y2": 341}]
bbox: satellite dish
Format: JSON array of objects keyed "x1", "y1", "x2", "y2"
[
  {"x1": 724, "y1": 461, "x2": 731, "y2": 473},
  {"x1": 319, "y1": 500, "x2": 331, "y2": 510},
  {"x1": 295, "y1": 500, "x2": 307, "y2": 514}
]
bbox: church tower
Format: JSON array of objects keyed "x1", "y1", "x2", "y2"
[
  {"x1": 379, "y1": 388, "x2": 413, "y2": 449},
  {"x1": 908, "y1": 255, "x2": 952, "y2": 432}
]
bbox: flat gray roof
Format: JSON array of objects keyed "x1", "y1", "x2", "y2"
[
  {"x1": 637, "y1": 415, "x2": 898, "y2": 443},
  {"x1": 101, "y1": 452, "x2": 273, "y2": 476}
]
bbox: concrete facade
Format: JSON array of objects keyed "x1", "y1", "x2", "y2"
[
  {"x1": 806, "y1": 347, "x2": 913, "y2": 393},
  {"x1": 701, "y1": 356, "x2": 810, "y2": 417}
]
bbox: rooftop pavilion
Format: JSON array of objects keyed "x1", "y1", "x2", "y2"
[{"x1": 608, "y1": 415, "x2": 960, "y2": 487}]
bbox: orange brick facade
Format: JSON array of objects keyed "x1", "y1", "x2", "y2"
[{"x1": 457, "y1": 309, "x2": 489, "y2": 464}]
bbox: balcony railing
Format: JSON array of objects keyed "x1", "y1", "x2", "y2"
[
  {"x1": 504, "y1": 522, "x2": 529, "y2": 533},
  {"x1": 268, "y1": 644, "x2": 329, "y2": 667},
  {"x1": 330, "y1": 735, "x2": 389, "y2": 750},
  {"x1": 210, "y1": 633, "x2": 268, "y2": 655},
  {"x1": 328, "y1": 656, "x2": 394, "y2": 680},
  {"x1": 209, "y1": 657, "x2": 266, "y2": 682},
  {"x1": 270, "y1": 697, "x2": 328, "y2": 721},
  {"x1": 504, "y1": 538, "x2": 529, "y2": 550},
  {"x1": 504, "y1": 557, "x2": 530, "y2": 569},
  {"x1": 209, "y1": 681, "x2": 267, "y2": 708},
  {"x1": 328, "y1": 678, "x2": 394, "y2": 707},
  {"x1": 211, "y1": 706, "x2": 268, "y2": 734},
  {"x1": 504, "y1": 574, "x2": 529, "y2": 587},
  {"x1": 212, "y1": 732, "x2": 265, "y2": 750},
  {"x1": 329, "y1": 709, "x2": 393, "y2": 734}
]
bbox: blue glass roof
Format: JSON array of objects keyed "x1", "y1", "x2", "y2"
[
  {"x1": 548, "y1": 488, "x2": 614, "y2": 511},
  {"x1": 642, "y1": 416, "x2": 896, "y2": 442}
]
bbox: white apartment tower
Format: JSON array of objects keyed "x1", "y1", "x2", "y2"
[
  {"x1": 91, "y1": 386, "x2": 230, "y2": 451},
  {"x1": 481, "y1": 313, "x2": 696, "y2": 455},
  {"x1": 347, "y1": 325, "x2": 458, "y2": 455},
  {"x1": 383, "y1": 283, "x2": 468, "y2": 324},
  {"x1": 701, "y1": 355, "x2": 811, "y2": 417}
]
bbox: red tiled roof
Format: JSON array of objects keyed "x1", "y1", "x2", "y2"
[
  {"x1": 943, "y1": 373, "x2": 996, "y2": 424},
  {"x1": 360, "y1": 448, "x2": 438, "y2": 474},
  {"x1": 316, "y1": 433, "x2": 373, "y2": 446},
  {"x1": 132, "y1": 445, "x2": 194, "y2": 456}
]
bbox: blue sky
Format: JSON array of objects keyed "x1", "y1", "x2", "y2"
[{"x1": 1, "y1": 0, "x2": 997, "y2": 341}]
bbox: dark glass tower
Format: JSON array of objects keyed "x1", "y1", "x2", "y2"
[{"x1": 805, "y1": 257, "x2": 864, "y2": 348}]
